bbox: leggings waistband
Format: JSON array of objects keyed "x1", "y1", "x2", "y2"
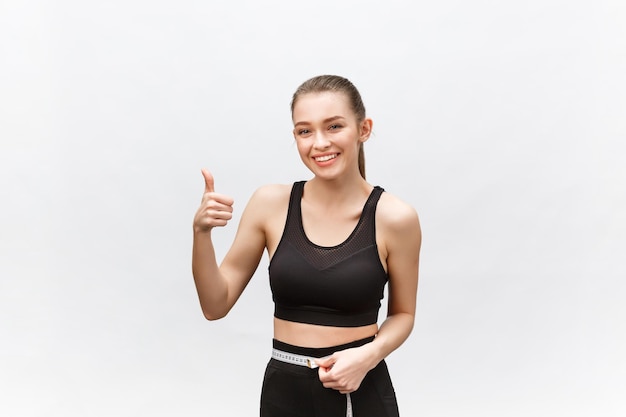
[{"x1": 272, "y1": 335, "x2": 376, "y2": 358}]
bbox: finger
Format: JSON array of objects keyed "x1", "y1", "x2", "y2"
[
  {"x1": 314, "y1": 355, "x2": 335, "y2": 369},
  {"x1": 204, "y1": 208, "x2": 233, "y2": 221},
  {"x1": 317, "y1": 362, "x2": 337, "y2": 384},
  {"x1": 318, "y1": 370, "x2": 333, "y2": 385},
  {"x1": 201, "y1": 193, "x2": 235, "y2": 209},
  {"x1": 201, "y1": 168, "x2": 215, "y2": 193},
  {"x1": 212, "y1": 193, "x2": 235, "y2": 207}
]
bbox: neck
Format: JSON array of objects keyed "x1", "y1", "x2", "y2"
[{"x1": 305, "y1": 174, "x2": 371, "y2": 206}]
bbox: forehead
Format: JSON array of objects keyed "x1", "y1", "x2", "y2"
[{"x1": 292, "y1": 92, "x2": 352, "y2": 122}]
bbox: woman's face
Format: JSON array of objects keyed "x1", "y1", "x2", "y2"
[{"x1": 292, "y1": 92, "x2": 370, "y2": 180}]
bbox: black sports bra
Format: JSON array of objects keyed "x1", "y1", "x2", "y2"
[{"x1": 268, "y1": 181, "x2": 388, "y2": 327}]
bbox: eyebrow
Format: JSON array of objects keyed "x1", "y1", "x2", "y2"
[{"x1": 294, "y1": 115, "x2": 346, "y2": 128}]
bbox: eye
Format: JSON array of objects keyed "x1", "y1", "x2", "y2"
[
  {"x1": 297, "y1": 129, "x2": 311, "y2": 136},
  {"x1": 328, "y1": 124, "x2": 342, "y2": 130}
]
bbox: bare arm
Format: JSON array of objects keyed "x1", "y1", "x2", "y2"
[
  {"x1": 365, "y1": 196, "x2": 421, "y2": 364},
  {"x1": 316, "y1": 194, "x2": 421, "y2": 393},
  {"x1": 191, "y1": 169, "x2": 267, "y2": 320}
]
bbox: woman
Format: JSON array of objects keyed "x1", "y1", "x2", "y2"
[{"x1": 192, "y1": 75, "x2": 422, "y2": 417}]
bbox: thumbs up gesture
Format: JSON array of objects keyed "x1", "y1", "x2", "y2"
[{"x1": 193, "y1": 168, "x2": 235, "y2": 233}]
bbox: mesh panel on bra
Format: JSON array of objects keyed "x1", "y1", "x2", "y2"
[{"x1": 283, "y1": 181, "x2": 384, "y2": 270}]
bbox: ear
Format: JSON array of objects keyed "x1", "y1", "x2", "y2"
[{"x1": 359, "y1": 118, "x2": 373, "y2": 143}]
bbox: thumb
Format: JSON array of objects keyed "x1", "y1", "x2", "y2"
[
  {"x1": 201, "y1": 168, "x2": 214, "y2": 193},
  {"x1": 314, "y1": 355, "x2": 335, "y2": 369}
]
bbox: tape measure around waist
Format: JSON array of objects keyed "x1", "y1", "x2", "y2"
[{"x1": 271, "y1": 348, "x2": 353, "y2": 417}]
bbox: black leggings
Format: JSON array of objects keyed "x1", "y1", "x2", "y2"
[{"x1": 260, "y1": 336, "x2": 400, "y2": 417}]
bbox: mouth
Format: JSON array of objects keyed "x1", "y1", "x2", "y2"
[{"x1": 313, "y1": 153, "x2": 338, "y2": 162}]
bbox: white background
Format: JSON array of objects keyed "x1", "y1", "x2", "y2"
[{"x1": 1, "y1": 1, "x2": 625, "y2": 416}]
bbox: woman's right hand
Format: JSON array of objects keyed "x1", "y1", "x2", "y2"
[{"x1": 193, "y1": 168, "x2": 235, "y2": 233}]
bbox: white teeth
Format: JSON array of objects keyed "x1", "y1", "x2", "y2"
[{"x1": 314, "y1": 154, "x2": 337, "y2": 162}]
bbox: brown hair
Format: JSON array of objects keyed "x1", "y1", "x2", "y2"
[{"x1": 290, "y1": 75, "x2": 367, "y2": 179}]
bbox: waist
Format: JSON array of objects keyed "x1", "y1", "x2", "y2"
[
  {"x1": 274, "y1": 317, "x2": 378, "y2": 348},
  {"x1": 272, "y1": 335, "x2": 376, "y2": 358}
]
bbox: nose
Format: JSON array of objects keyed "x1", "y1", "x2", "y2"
[{"x1": 313, "y1": 131, "x2": 331, "y2": 149}]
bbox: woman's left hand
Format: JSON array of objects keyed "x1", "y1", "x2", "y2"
[{"x1": 314, "y1": 346, "x2": 377, "y2": 394}]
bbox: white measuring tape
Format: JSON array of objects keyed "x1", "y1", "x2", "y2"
[{"x1": 271, "y1": 348, "x2": 353, "y2": 417}]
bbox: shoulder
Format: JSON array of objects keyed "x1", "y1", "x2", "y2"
[
  {"x1": 240, "y1": 183, "x2": 294, "y2": 237},
  {"x1": 250, "y1": 183, "x2": 293, "y2": 202},
  {"x1": 245, "y1": 183, "x2": 294, "y2": 213},
  {"x1": 376, "y1": 190, "x2": 421, "y2": 232},
  {"x1": 375, "y1": 189, "x2": 422, "y2": 254}
]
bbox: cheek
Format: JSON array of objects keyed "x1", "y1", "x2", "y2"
[
  {"x1": 296, "y1": 142, "x2": 311, "y2": 160},
  {"x1": 296, "y1": 139, "x2": 310, "y2": 152}
]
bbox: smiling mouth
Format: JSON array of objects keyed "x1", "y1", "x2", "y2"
[{"x1": 314, "y1": 153, "x2": 338, "y2": 162}]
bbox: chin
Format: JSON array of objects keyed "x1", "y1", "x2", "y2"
[{"x1": 313, "y1": 171, "x2": 343, "y2": 181}]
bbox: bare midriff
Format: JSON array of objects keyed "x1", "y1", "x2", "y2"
[{"x1": 273, "y1": 317, "x2": 378, "y2": 348}]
